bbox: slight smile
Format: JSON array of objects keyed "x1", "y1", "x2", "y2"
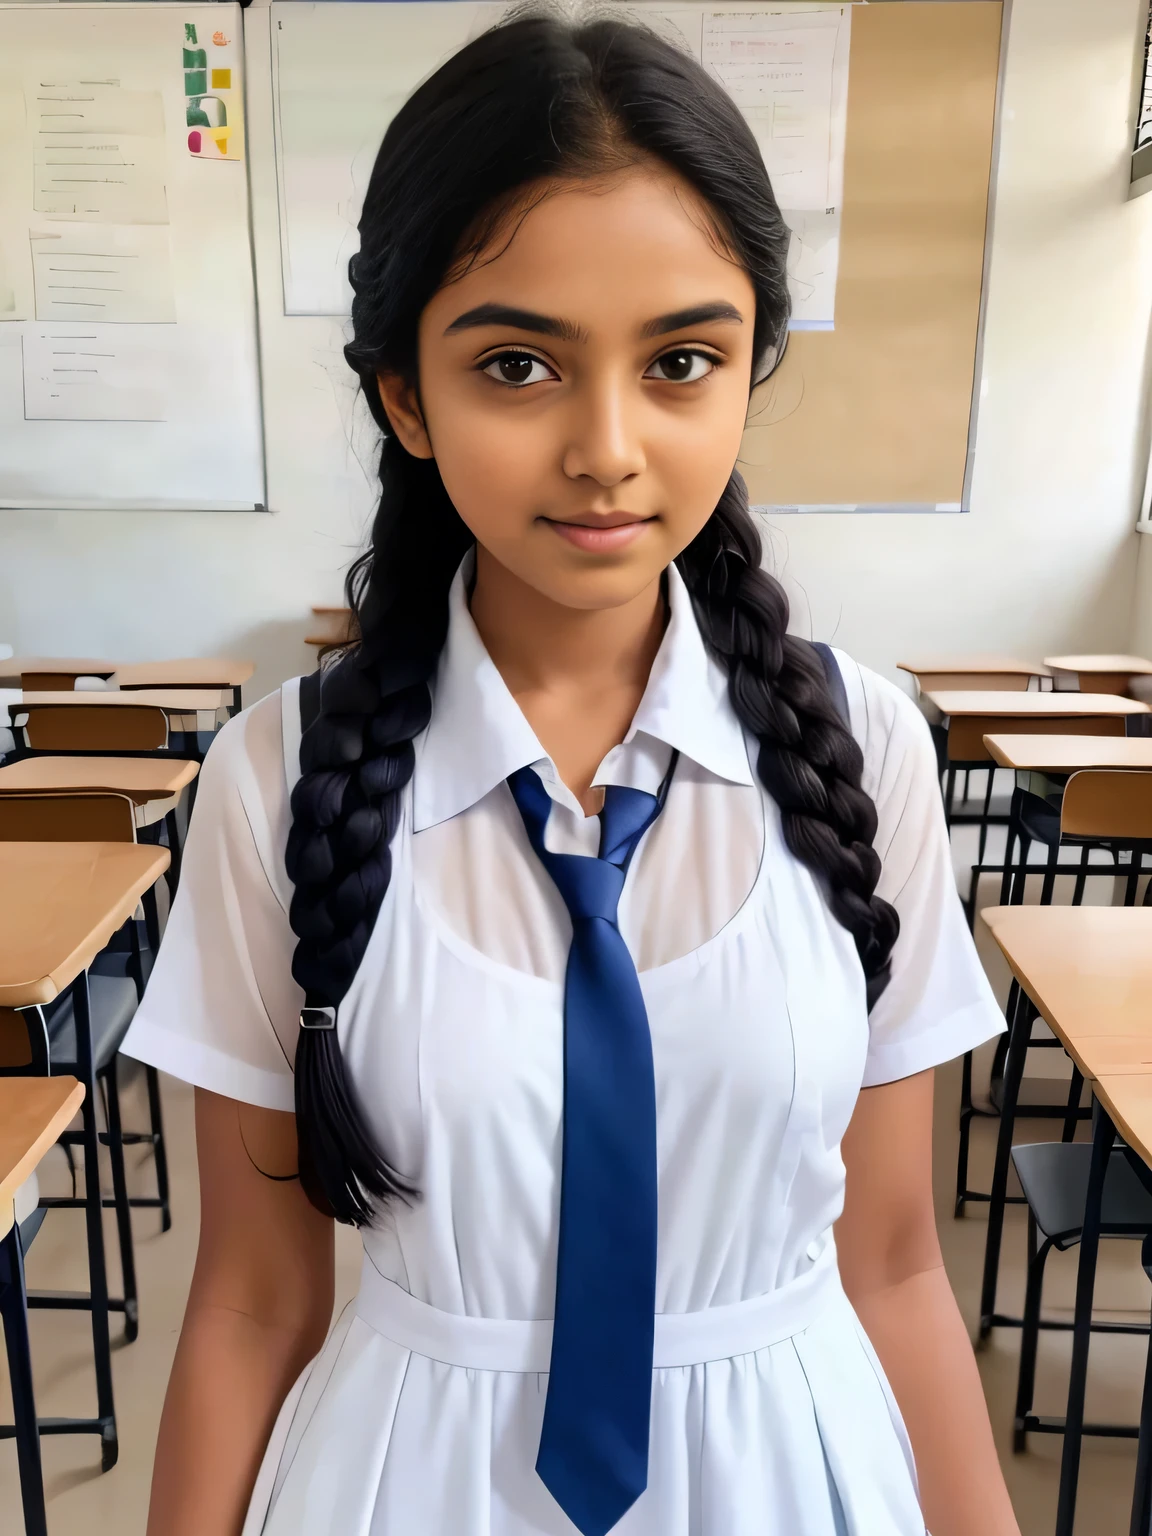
[{"x1": 541, "y1": 512, "x2": 657, "y2": 553}]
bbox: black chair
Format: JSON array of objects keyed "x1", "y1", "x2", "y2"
[{"x1": 1011, "y1": 1141, "x2": 1152, "y2": 1452}]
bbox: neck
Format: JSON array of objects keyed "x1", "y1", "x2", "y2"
[
  {"x1": 469, "y1": 545, "x2": 666, "y2": 697},
  {"x1": 468, "y1": 545, "x2": 668, "y2": 813}
]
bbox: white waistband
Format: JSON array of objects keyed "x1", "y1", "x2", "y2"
[{"x1": 355, "y1": 1246, "x2": 842, "y2": 1374}]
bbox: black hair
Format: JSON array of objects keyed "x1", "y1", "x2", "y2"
[{"x1": 285, "y1": 9, "x2": 899, "y2": 1225}]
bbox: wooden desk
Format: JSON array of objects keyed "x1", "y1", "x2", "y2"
[
  {"x1": 983, "y1": 734, "x2": 1152, "y2": 772},
  {"x1": 306, "y1": 606, "x2": 355, "y2": 648},
  {"x1": 983, "y1": 903, "x2": 1152, "y2": 1535},
  {"x1": 0, "y1": 755, "x2": 199, "y2": 804},
  {"x1": 113, "y1": 657, "x2": 253, "y2": 689},
  {"x1": 0, "y1": 841, "x2": 170, "y2": 1007},
  {"x1": 19, "y1": 687, "x2": 226, "y2": 712},
  {"x1": 980, "y1": 906, "x2": 1152, "y2": 1079},
  {"x1": 0, "y1": 657, "x2": 116, "y2": 688},
  {"x1": 0, "y1": 756, "x2": 199, "y2": 830},
  {"x1": 0, "y1": 1077, "x2": 84, "y2": 1239},
  {"x1": 0, "y1": 1073, "x2": 86, "y2": 1531},
  {"x1": 898, "y1": 656, "x2": 1048, "y2": 692},
  {"x1": 1045, "y1": 654, "x2": 1152, "y2": 696},
  {"x1": 924, "y1": 690, "x2": 1148, "y2": 719}
]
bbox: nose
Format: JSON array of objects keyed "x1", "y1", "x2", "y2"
[{"x1": 560, "y1": 373, "x2": 647, "y2": 488}]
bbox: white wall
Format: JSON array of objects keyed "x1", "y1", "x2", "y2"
[
  {"x1": 1, "y1": 0, "x2": 1150, "y2": 704},
  {"x1": 1134, "y1": 533, "x2": 1152, "y2": 653}
]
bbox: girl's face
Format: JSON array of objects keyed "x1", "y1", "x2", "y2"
[{"x1": 378, "y1": 164, "x2": 758, "y2": 613}]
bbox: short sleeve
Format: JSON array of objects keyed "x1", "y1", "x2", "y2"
[
  {"x1": 833, "y1": 652, "x2": 1006, "y2": 1087},
  {"x1": 120, "y1": 687, "x2": 303, "y2": 1111}
]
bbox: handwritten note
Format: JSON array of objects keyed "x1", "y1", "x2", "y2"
[
  {"x1": 703, "y1": 6, "x2": 850, "y2": 329},
  {"x1": 29, "y1": 79, "x2": 168, "y2": 223},
  {"x1": 29, "y1": 225, "x2": 175, "y2": 323},
  {"x1": 22, "y1": 325, "x2": 168, "y2": 420}
]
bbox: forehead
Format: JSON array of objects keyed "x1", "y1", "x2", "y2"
[{"x1": 428, "y1": 166, "x2": 753, "y2": 329}]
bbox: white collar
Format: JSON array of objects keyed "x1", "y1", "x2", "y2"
[{"x1": 412, "y1": 556, "x2": 755, "y2": 832}]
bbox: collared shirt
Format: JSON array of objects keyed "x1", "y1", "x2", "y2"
[{"x1": 123, "y1": 557, "x2": 1003, "y2": 1110}]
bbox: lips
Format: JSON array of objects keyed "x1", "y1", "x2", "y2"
[{"x1": 542, "y1": 512, "x2": 655, "y2": 553}]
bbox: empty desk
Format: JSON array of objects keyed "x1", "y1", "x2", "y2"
[
  {"x1": 1, "y1": 1074, "x2": 86, "y2": 1536},
  {"x1": 898, "y1": 656, "x2": 1049, "y2": 692},
  {"x1": 1045, "y1": 654, "x2": 1152, "y2": 696}
]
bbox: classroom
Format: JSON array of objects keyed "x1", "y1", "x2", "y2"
[{"x1": 2, "y1": 1, "x2": 1152, "y2": 1533}]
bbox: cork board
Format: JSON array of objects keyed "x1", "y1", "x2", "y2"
[{"x1": 741, "y1": 1, "x2": 1004, "y2": 511}]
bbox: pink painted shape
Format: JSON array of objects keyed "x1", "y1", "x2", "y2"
[{"x1": 188, "y1": 129, "x2": 202, "y2": 152}]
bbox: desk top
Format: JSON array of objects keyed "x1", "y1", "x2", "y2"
[
  {"x1": 924, "y1": 690, "x2": 1149, "y2": 717},
  {"x1": 0, "y1": 1076, "x2": 84, "y2": 1239},
  {"x1": 1045, "y1": 655, "x2": 1152, "y2": 676},
  {"x1": 983, "y1": 734, "x2": 1152, "y2": 771},
  {"x1": 1, "y1": 657, "x2": 116, "y2": 678},
  {"x1": 19, "y1": 687, "x2": 227, "y2": 712},
  {"x1": 898, "y1": 656, "x2": 1048, "y2": 678},
  {"x1": 981, "y1": 906, "x2": 1152, "y2": 1080},
  {"x1": 1095, "y1": 1074, "x2": 1152, "y2": 1169},
  {"x1": 113, "y1": 658, "x2": 254, "y2": 688},
  {"x1": 0, "y1": 756, "x2": 199, "y2": 803},
  {"x1": 0, "y1": 842, "x2": 170, "y2": 1007}
]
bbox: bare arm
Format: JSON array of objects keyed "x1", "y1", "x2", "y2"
[
  {"x1": 835, "y1": 1070, "x2": 1019, "y2": 1536},
  {"x1": 147, "y1": 1088, "x2": 334, "y2": 1536}
]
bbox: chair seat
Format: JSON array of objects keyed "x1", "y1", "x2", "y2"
[
  {"x1": 44, "y1": 975, "x2": 138, "y2": 1074},
  {"x1": 1012, "y1": 1142, "x2": 1152, "y2": 1247}
]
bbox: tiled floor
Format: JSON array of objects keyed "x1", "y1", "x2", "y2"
[{"x1": 2, "y1": 785, "x2": 1148, "y2": 1533}]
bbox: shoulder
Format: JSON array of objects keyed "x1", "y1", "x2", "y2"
[
  {"x1": 827, "y1": 650, "x2": 936, "y2": 809},
  {"x1": 192, "y1": 682, "x2": 303, "y2": 892}
]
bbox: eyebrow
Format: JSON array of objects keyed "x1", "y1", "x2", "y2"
[{"x1": 443, "y1": 300, "x2": 744, "y2": 342}]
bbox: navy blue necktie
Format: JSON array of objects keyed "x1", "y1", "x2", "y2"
[{"x1": 507, "y1": 764, "x2": 671, "y2": 1536}]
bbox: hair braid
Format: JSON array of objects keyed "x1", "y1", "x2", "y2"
[
  {"x1": 677, "y1": 474, "x2": 899, "y2": 1008},
  {"x1": 285, "y1": 440, "x2": 472, "y2": 1223}
]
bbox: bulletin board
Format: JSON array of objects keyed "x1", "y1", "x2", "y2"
[
  {"x1": 0, "y1": 3, "x2": 265, "y2": 511},
  {"x1": 743, "y1": 2, "x2": 1005, "y2": 511}
]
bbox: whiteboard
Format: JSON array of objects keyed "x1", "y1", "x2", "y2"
[
  {"x1": 0, "y1": 3, "x2": 265, "y2": 511},
  {"x1": 271, "y1": 1, "x2": 851, "y2": 328}
]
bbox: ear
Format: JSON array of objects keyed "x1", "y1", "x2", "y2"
[{"x1": 376, "y1": 372, "x2": 434, "y2": 460}]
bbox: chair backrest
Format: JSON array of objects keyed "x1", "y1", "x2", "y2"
[
  {"x1": 0, "y1": 790, "x2": 137, "y2": 843},
  {"x1": 21, "y1": 671, "x2": 81, "y2": 691},
  {"x1": 1061, "y1": 770, "x2": 1152, "y2": 841},
  {"x1": 22, "y1": 703, "x2": 168, "y2": 751},
  {"x1": 947, "y1": 713, "x2": 1125, "y2": 763}
]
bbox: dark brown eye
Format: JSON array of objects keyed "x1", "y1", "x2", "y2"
[
  {"x1": 646, "y1": 350, "x2": 714, "y2": 383},
  {"x1": 481, "y1": 352, "x2": 553, "y2": 386}
]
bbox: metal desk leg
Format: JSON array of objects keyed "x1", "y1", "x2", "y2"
[
  {"x1": 979, "y1": 981, "x2": 1029, "y2": 1338},
  {"x1": 1055, "y1": 1094, "x2": 1113, "y2": 1536},
  {"x1": 1130, "y1": 1234, "x2": 1152, "y2": 1536},
  {"x1": 0, "y1": 1222, "x2": 48, "y2": 1536}
]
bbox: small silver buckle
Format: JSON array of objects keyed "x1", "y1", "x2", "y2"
[{"x1": 300, "y1": 1005, "x2": 336, "y2": 1030}]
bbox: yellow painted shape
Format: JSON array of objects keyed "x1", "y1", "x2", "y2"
[{"x1": 211, "y1": 68, "x2": 232, "y2": 89}]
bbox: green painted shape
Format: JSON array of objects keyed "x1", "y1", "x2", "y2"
[
  {"x1": 188, "y1": 95, "x2": 228, "y2": 128},
  {"x1": 184, "y1": 22, "x2": 197, "y2": 43},
  {"x1": 182, "y1": 47, "x2": 206, "y2": 68},
  {"x1": 184, "y1": 69, "x2": 208, "y2": 95}
]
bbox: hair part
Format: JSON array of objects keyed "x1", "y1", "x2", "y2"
[{"x1": 285, "y1": 8, "x2": 896, "y2": 1226}]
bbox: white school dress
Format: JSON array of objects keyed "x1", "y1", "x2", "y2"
[{"x1": 123, "y1": 561, "x2": 1004, "y2": 1536}]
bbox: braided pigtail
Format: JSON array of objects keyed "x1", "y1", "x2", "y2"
[
  {"x1": 677, "y1": 476, "x2": 899, "y2": 1008},
  {"x1": 285, "y1": 438, "x2": 472, "y2": 1224}
]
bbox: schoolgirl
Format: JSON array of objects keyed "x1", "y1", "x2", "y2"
[{"x1": 124, "y1": 14, "x2": 1020, "y2": 1534}]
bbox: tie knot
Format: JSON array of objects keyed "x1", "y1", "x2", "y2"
[{"x1": 548, "y1": 854, "x2": 626, "y2": 925}]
